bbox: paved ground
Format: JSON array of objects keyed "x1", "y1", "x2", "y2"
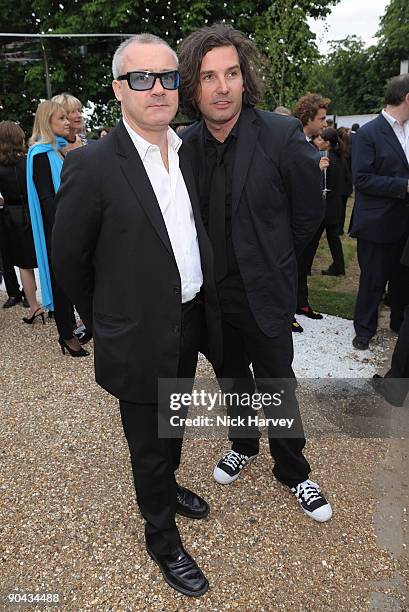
[{"x1": 0, "y1": 293, "x2": 408, "y2": 611}]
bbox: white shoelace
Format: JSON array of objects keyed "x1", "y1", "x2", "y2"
[
  {"x1": 293, "y1": 479, "x2": 322, "y2": 506},
  {"x1": 221, "y1": 451, "x2": 247, "y2": 470}
]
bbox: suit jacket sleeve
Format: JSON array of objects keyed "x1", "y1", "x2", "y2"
[
  {"x1": 52, "y1": 149, "x2": 102, "y2": 331},
  {"x1": 352, "y1": 128, "x2": 408, "y2": 199},
  {"x1": 280, "y1": 122, "x2": 324, "y2": 257}
]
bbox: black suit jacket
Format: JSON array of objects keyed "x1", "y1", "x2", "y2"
[
  {"x1": 402, "y1": 236, "x2": 409, "y2": 268},
  {"x1": 181, "y1": 106, "x2": 324, "y2": 337},
  {"x1": 351, "y1": 114, "x2": 409, "y2": 243},
  {"x1": 52, "y1": 120, "x2": 221, "y2": 403}
]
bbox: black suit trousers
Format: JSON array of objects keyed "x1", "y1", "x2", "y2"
[
  {"x1": 214, "y1": 306, "x2": 310, "y2": 487},
  {"x1": 297, "y1": 223, "x2": 324, "y2": 308},
  {"x1": 354, "y1": 235, "x2": 409, "y2": 338},
  {"x1": 0, "y1": 209, "x2": 21, "y2": 297},
  {"x1": 119, "y1": 300, "x2": 201, "y2": 555}
]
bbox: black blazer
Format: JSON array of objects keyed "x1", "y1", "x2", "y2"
[
  {"x1": 52, "y1": 120, "x2": 221, "y2": 403},
  {"x1": 181, "y1": 106, "x2": 324, "y2": 337},
  {"x1": 351, "y1": 114, "x2": 409, "y2": 243},
  {"x1": 402, "y1": 236, "x2": 409, "y2": 268}
]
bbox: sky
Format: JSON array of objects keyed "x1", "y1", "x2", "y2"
[{"x1": 308, "y1": 0, "x2": 391, "y2": 55}]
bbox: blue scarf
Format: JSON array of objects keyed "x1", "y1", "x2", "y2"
[{"x1": 26, "y1": 137, "x2": 67, "y2": 311}]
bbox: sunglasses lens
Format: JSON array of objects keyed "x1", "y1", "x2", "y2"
[
  {"x1": 129, "y1": 72, "x2": 154, "y2": 90},
  {"x1": 161, "y1": 71, "x2": 179, "y2": 90}
]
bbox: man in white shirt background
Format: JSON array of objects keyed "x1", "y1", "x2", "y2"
[
  {"x1": 350, "y1": 74, "x2": 409, "y2": 350},
  {"x1": 52, "y1": 34, "x2": 221, "y2": 598}
]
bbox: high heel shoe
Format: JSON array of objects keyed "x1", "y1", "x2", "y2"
[
  {"x1": 58, "y1": 337, "x2": 89, "y2": 358},
  {"x1": 23, "y1": 307, "x2": 45, "y2": 325}
]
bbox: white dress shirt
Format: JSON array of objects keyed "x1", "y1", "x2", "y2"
[
  {"x1": 123, "y1": 119, "x2": 203, "y2": 303},
  {"x1": 382, "y1": 109, "x2": 409, "y2": 164}
]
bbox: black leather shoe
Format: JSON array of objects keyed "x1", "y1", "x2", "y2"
[
  {"x1": 176, "y1": 485, "x2": 209, "y2": 519},
  {"x1": 352, "y1": 336, "x2": 369, "y2": 350},
  {"x1": 291, "y1": 317, "x2": 304, "y2": 333},
  {"x1": 371, "y1": 374, "x2": 405, "y2": 407},
  {"x1": 321, "y1": 268, "x2": 345, "y2": 276},
  {"x1": 146, "y1": 544, "x2": 209, "y2": 597},
  {"x1": 296, "y1": 306, "x2": 323, "y2": 320},
  {"x1": 3, "y1": 295, "x2": 22, "y2": 308}
]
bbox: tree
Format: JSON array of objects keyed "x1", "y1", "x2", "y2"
[
  {"x1": 307, "y1": 36, "x2": 381, "y2": 115},
  {"x1": 306, "y1": 0, "x2": 409, "y2": 116},
  {"x1": 0, "y1": 0, "x2": 339, "y2": 132}
]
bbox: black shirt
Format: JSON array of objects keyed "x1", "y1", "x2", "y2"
[{"x1": 202, "y1": 119, "x2": 249, "y2": 313}]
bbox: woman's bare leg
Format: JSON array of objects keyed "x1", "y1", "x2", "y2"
[{"x1": 19, "y1": 268, "x2": 42, "y2": 314}]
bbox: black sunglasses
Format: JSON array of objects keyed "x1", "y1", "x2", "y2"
[{"x1": 117, "y1": 70, "x2": 180, "y2": 91}]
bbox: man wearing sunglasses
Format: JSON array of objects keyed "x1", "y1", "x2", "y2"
[{"x1": 52, "y1": 34, "x2": 221, "y2": 598}]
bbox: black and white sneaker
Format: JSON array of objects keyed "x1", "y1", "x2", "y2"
[
  {"x1": 290, "y1": 479, "x2": 332, "y2": 522},
  {"x1": 213, "y1": 450, "x2": 257, "y2": 485}
]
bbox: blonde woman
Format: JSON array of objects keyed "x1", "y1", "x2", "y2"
[
  {"x1": 51, "y1": 93, "x2": 86, "y2": 151},
  {"x1": 27, "y1": 100, "x2": 89, "y2": 357}
]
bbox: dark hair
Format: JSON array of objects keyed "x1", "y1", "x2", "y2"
[
  {"x1": 351, "y1": 123, "x2": 360, "y2": 131},
  {"x1": 98, "y1": 127, "x2": 110, "y2": 137},
  {"x1": 337, "y1": 127, "x2": 351, "y2": 157},
  {"x1": 0, "y1": 121, "x2": 26, "y2": 166},
  {"x1": 384, "y1": 74, "x2": 409, "y2": 106},
  {"x1": 322, "y1": 127, "x2": 346, "y2": 157},
  {"x1": 178, "y1": 23, "x2": 264, "y2": 119},
  {"x1": 293, "y1": 93, "x2": 331, "y2": 127}
]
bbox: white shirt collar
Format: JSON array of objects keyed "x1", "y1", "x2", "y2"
[
  {"x1": 382, "y1": 108, "x2": 408, "y2": 129},
  {"x1": 122, "y1": 117, "x2": 182, "y2": 160}
]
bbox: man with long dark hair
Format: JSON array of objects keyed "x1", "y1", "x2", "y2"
[{"x1": 179, "y1": 23, "x2": 332, "y2": 523}]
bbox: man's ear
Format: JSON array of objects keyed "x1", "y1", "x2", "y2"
[{"x1": 112, "y1": 79, "x2": 123, "y2": 102}]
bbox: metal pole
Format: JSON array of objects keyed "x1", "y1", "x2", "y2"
[{"x1": 40, "y1": 37, "x2": 52, "y2": 99}]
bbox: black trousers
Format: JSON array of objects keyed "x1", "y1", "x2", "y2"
[
  {"x1": 119, "y1": 299, "x2": 201, "y2": 555},
  {"x1": 339, "y1": 194, "x2": 349, "y2": 234},
  {"x1": 50, "y1": 264, "x2": 76, "y2": 339},
  {"x1": 0, "y1": 209, "x2": 21, "y2": 298},
  {"x1": 325, "y1": 224, "x2": 345, "y2": 274},
  {"x1": 215, "y1": 306, "x2": 310, "y2": 487},
  {"x1": 354, "y1": 236, "x2": 409, "y2": 338},
  {"x1": 297, "y1": 223, "x2": 324, "y2": 309}
]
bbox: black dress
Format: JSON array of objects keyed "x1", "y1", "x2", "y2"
[
  {"x1": 0, "y1": 157, "x2": 37, "y2": 269},
  {"x1": 32, "y1": 152, "x2": 76, "y2": 339}
]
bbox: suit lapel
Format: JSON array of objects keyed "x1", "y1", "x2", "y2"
[
  {"x1": 179, "y1": 152, "x2": 201, "y2": 229},
  {"x1": 378, "y1": 114, "x2": 409, "y2": 170},
  {"x1": 114, "y1": 121, "x2": 174, "y2": 257},
  {"x1": 232, "y1": 107, "x2": 260, "y2": 216}
]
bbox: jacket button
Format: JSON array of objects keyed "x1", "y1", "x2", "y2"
[
  {"x1": 173, "y1": 324, "x2": 180, "y2": 334},
  {"x1": 173, "y1": 287, "x2": 180, "y2": 295}
]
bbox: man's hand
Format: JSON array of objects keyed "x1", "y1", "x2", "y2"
[{"x1": 319, "y1": 157, "x2": 330, "y2": 171}]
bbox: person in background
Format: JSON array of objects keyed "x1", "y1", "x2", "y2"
[
  {"x1": 98, "y1": 127, "x2": 110, "y2": 138},
  {"x1": 350, "y1": 74, "x2": 409, "y2": 351},
  {"x1": 372, "y1": 235, "x2": 409, "y2": 406},
  {"x1": 337, "y1": 127, "x2": 353, "y2": 235},
  {"x1": 312, "y1": 128, "x2": 346, "y2": 276},
  {"x1": 27, "y1": 100, "x2": 89, "y2": 356},
  {"x1": 51, "y1": 93, "x2": 85, "y2": 152},
  {"x1": 0, "y1": 121, "x2": 40, "y2": 317},
  {"x1": 292, "y1": 92, "x2": 330, "y2": 332}
]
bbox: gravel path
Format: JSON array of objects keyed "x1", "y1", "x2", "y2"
[{"x1": 0, "y1": 294, "x2": 407, "y2": 611}]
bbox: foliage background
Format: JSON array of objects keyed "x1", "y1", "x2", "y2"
[{"x1": 0, "y1": 0, "x2": 407, "y2": 133}]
